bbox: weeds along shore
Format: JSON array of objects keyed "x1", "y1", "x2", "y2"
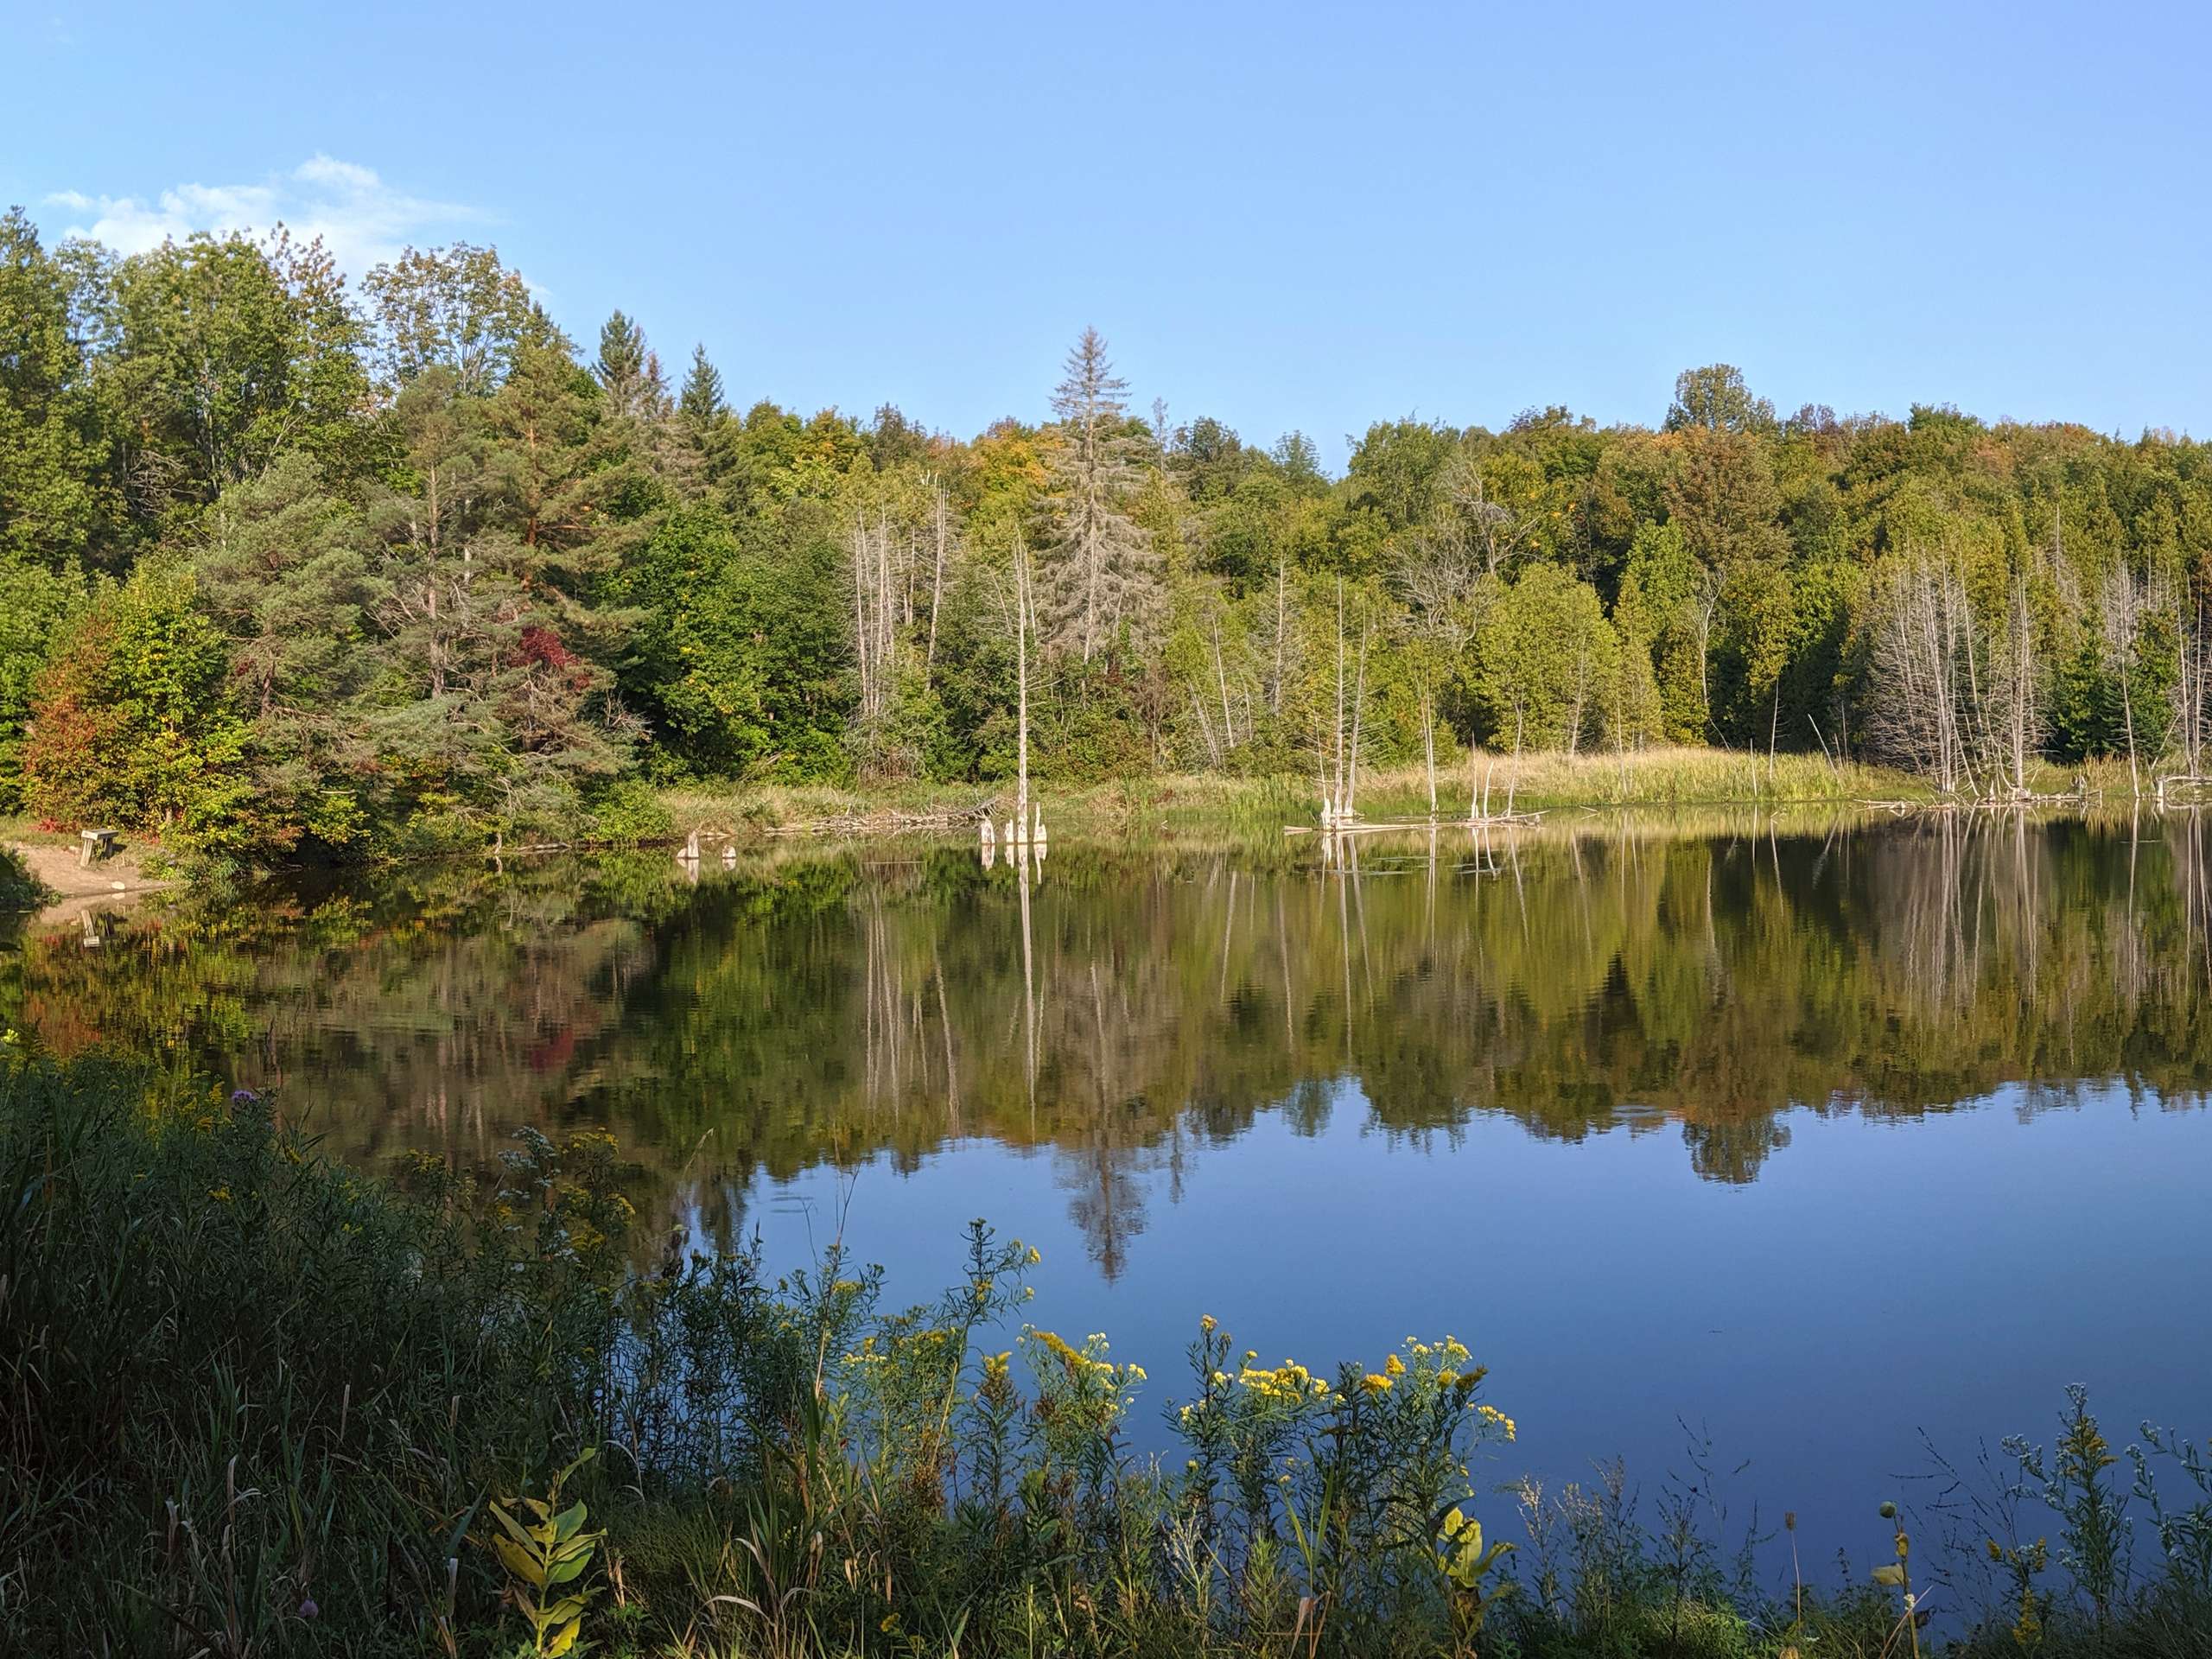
[
  {"x1": 3, "y1": 1054, "x2": 2206, "y2": 1657},
  {"x1": 656, "y1": 747, "x2": 1929, "y2": 846}
]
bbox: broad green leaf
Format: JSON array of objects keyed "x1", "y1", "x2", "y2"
[
  {"x1": 489, "y1": 1503, "x2": 540, "y2": 1552},
  {"x1": 493, "y1": 1534, "x2": 546, "y2": 1589}
]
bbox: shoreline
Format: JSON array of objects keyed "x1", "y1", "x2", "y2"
[
  {"x1": 1, "y1": 834, "x2": 175, "y2": 918},
  {"x1": 6, "y1": 745, "x2": 2178, "y2": 897}
]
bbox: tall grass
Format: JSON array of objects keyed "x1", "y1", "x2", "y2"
[
  {"x1": 659, "y1": 748, "x2": 1930, "y2": 848},
  {"x1": 3, "y1": 1056, "x2": 2206, "y2": 1656}
]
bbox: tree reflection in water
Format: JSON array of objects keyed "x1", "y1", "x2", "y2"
[{"x1": 6, "y1": 810, "x2": 2211, "y2": 1274}]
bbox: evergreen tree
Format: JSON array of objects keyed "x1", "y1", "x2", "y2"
[
  {"x1": 1038, "y1": 327, "x2": 1156, "y2": 663},
  {"x1": 194, "y1": 453, "x2": 383, "y2": 849},
  {"x1": 677, "y1": 343, "x2": 726, "y2": 437}
]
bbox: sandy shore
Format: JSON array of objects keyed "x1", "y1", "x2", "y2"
[{"x1": 5, "y1": 839, "x2": 175, "y2": 914}]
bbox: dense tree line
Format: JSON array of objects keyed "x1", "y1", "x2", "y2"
[{"x1": 5, "y1": 211, "x2": 2212, "y2": 857}]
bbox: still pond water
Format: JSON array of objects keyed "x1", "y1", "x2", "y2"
[{"x1": 6, "y1": 812, "x2": 2209, "y2": 1562}]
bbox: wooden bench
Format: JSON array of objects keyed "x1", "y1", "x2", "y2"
[{"x1": 78, "y1": 828, "x2": 118, "y2": 868}]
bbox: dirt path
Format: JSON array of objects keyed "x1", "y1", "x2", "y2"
[{"x1": 6, "y1": 839, "x2": 175, "y2": 908}]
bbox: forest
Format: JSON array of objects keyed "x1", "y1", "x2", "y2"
[{"x1": 5, "y1": 210, "x2": 2212, "y2": 861}]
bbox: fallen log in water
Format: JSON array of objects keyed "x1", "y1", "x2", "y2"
[{"x1": 761, "y1": 804, "x2": 995, "y2": 839}]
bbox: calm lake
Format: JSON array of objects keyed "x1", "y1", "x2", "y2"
[{"x1": 6, "y1": 811, "x2": 2209, "y2": 1565}]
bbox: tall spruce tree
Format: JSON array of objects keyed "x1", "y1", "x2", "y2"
[{"x1": 1039, "y1": 327, "x2": 1156, "y2": 663}]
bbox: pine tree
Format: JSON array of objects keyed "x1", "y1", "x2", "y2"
[
  {"x1": 677, "y1": 344, "x2": 726, "y2": 436},
  {"x1": 193, "y1": 454, "x2": 382, "y2": 849},
  {"x1": 594, "y1": 311, "x2": 665, "y2": 423},
  {"x1": 1038, "y1": 327, "x2": 1157, "y2": 663}
]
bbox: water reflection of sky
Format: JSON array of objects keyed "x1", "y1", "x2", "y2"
[
  {"x1": 15, "y1": 819, "x2": 2212, "y2": 1591},
  {"x1": 730, "y1": 1078, "x2": 2212, "y2": 1574}
]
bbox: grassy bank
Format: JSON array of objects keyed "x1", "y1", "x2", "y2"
[
  {"x1": 661, "y1": 748, "x2": 2196, "y2": 849},
  {"x1": 662, "y1": 747, "x2": 1939, "y2": 846},
  {"x1": 3, "y1": 1056, "x2": 2209, "y2": 1657}
]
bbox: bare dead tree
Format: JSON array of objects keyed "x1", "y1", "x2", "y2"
[
  {"x1": 2101, "y1": 560, "x2": 2161, "y2": 798},
  {"x1": 1420, "y1": 671, "x2": 1439, "y2": 816},
  {"x1": 1438, "y1": 448, "x2": 1549, "y2": 575},
  {"x1": 2172, "y1": 587, "x2": 2210, "y2": 784},
  {"x1": 925, "y1": 477, "x2": 952, "y2": 670},
  {"x1": 1332, "y1": 579, "x2": 1347, "y2": 816},
  {"x1": 1267, "y1": 548, "x2": 1291, "y2": 717},
  {"x1": 1346, "y1": 607, "x2": 1371, "y2": 816},
  {"x1": 848, "y1": 505, "x2": 906, "y2": 737},
  {"x1": 1010, "y1": 531, "x2": 1035, "y2": 836},
  {"x1": 1867, "y1": 550, "x2": 1980, "y2": 793},
  {"x1": 1986, "y1": 569, "x2": 2042, "y2": 797}
]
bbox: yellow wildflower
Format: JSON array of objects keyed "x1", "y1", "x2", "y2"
[
  {"x1": 1360, "y1": 1372, "x2": 1394, "y2": 1395},
  {"x1": 1384, "y1": 1353, "x2": 1406, "y2": 1377}
]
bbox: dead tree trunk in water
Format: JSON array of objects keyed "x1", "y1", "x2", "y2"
[
  {"x1": 1420, "y1": 677, "x2": 1438, "y2": 817},
  {"x1": 2175, "y1": 590, "x2": 2209, "y2": 782},
  {"x1": 2103, "y1": 562, "x2": 2149, "y2": 798},
  {"x1": 1345, "y1": 608, "x2": 1370, "y2": 817},
  {"x1": 1013, "y1": 531, "x2": 1034, "y2": 837},
  {"x1": 1999, "y1": 569, "x2": 2038, "y2": 795},
  {"x1": 1332, "y1": 579, "x2": 1347, "y2": 815}
]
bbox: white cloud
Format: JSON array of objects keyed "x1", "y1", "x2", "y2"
[{"x1": 47, "y1": 156, "x2": 479, "y2": 277}]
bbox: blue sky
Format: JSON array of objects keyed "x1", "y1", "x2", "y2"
[{"x1": 5, "y1": 1, "x2": 2207, "y2": 467}]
